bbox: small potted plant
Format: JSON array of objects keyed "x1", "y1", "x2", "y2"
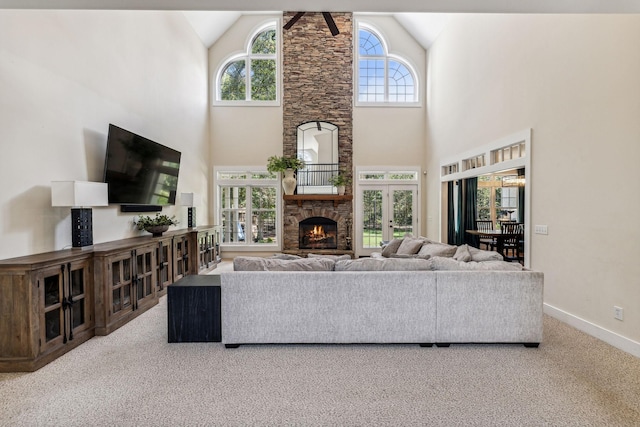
[
  {"x1": 328, "y1": 172, "x2": 351, "y2": 195},
  {"x1": 267, "y1": 155, "x2": 306, "y2": 195},
  {"x1": 134, "y1": 213, "x2": 178, "y2": 237}
]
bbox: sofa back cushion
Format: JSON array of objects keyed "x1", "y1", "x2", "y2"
[
  {"x1": 335, "y1": 257, "x2": 433, "y2": 271},
  {"x1": 233, "y1": 256, "x2": 335, "y2": 271},
  {"x1": 430, "y1": 256, "x2": 523, "y2": 271},
  {"x1": 307, "y1": 253, "x2": 352, "y2": 261}
]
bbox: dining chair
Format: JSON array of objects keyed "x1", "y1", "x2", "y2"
[
  {"x1": 475, "y1": 220, "x2": 495, "y2": 251},
  {"x1": 501, "y1": 222, "x2": 524, "y2": 264}
]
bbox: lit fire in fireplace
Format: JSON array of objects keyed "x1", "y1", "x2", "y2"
[
  {"x1": 309, "y1": 225, "x2": 326, "y2": 240},
  {"x1": 299, "y1": 217, "x2": 338, "y2": 249}
]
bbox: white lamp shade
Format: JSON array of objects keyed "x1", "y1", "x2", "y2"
[
  {"x1": 180, "y1": 192, "x2": 198, "y2": 207},
  {"x1": 51, "y1": 181, "x2": 109, "y2": 207}
]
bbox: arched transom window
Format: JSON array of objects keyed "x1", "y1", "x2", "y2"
[
  {"x1": 217, "y1": 23, "x2": 278, "y2": 103},
  {"x1": 357, "y1": 25, "x2": 417, "y2": 104}
]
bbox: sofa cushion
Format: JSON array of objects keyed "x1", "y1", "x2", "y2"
[
  {"x1": 468, "y1": 246, "x2": 504, "y2": 262},
  {"x1": 430, "y1": 256, "x2": 523, "y2": 271},
  {"x1": 307, "y1": 253, "x2": 352, "y2": 261},
  {"x1": 269, "y1": 253, "x2": 302, "y2": 260},
  {"x1": 396, "y1": 237, "x2": 424, "y2": 255},
  {"x1": 381, "y1": 238, "x2": 403, "y2": 257},
  {"x1": 233, "y1": 256, "x2": 335, "y2": 271},
  {"x1": 417, "y1": 242, "x2": 457, "y2": 258},
  {"x1": 335, "y1": 257, "x2": 433, "y2": 271},
  {"x1": 453, "y1": 244, "x2": 472, "y2": 262}
]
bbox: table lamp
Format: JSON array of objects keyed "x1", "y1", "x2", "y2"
[
  {"x1": 180, "y1": 192, "x2": 198, "y2": 228},
  {"x1": 51, "y1": 181, "x2": 109, "y2": 247}
]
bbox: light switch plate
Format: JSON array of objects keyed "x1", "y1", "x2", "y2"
[{"x1": 534, "y1": 225, "x2": 548, "y2": 235}]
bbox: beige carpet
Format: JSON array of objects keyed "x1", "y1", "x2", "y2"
[{"x1": 1, "y1": 267, "x2": 639, "y2": 426}]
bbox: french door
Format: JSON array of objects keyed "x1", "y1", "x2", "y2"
[{"x1": 357, "y1": 184, "x2": 418, "y2": 256}]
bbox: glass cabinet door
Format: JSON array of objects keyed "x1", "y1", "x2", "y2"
[
  {"x1": 41, "y1": 266, "x2": 64, "y2": 349},
  {"x1": 38, "y1": 259, "x2": 92, "y2": 353},
  {"x1": 109, "y1": 252, "x2": 133, "y2": 317},
  {"x1": 135, "y1": 246, "x2": 155, "y2": 307},
  {"x1": 68, "y1": 259, "x2": 92, "y2": 335},
  {"x1": 156, "y1": 240, "x2": 173, "y2": 294},
  {"x1": 173, "y1": 237, "x2": 190, "y2": 280}
]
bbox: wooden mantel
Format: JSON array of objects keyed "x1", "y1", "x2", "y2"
[{"x1": 283, "y1": 194, "x2": 353, "y2": 207}]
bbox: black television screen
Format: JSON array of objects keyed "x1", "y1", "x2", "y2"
[{"x1": 103, "y1": 124, "x2": 181, "y2": 206}]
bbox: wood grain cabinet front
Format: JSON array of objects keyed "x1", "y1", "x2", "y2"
[
  {"x1": 0, "y1": 253, "x2": 94, "y2": 372},
  {"x1": 94, "y1": 243, "x2": 157, "y2": 336}
]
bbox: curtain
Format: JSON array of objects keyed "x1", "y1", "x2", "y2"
[
  {"x1": 454, "y1": 180, "x2": 464, "y2": 245},
  {"x1": 463, "y1": 177, "x2": 478, "y2": 246},
  {"x1": 447, "y1": 181, "x2": 456, "y2": 244},
  {"x1": 517, "y1": 168, "x2": 525, "y2": 224}
]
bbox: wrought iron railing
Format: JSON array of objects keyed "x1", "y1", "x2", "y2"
[{"x1": 296, "y1": 163, "x2": 339, "y2": 187}]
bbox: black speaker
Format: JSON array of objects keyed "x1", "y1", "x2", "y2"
[{"x1": 120, "y1": 204, "x2": 162, "y2": 213}]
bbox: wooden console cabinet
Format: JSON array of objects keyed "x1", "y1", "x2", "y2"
[
  {"x1": 194, "y1": 226, "x2": 221, "y2": 274},
  {"x1": 93, "y1": 240, "x2": 158, "y2": 336},
  {"x1": 0, "y1": 226, "x2": 221, "y2": 372},
  {"x1": 0, "y1": 251, "x2": 94, "y2": 372}
]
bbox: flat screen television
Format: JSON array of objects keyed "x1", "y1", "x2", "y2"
[{"x1": 103, "y1": 124, "x2": 181, "y2": 207}]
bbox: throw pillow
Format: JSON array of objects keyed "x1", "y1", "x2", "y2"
[
  {"x1": 396, "y1": 237, "x2": 424, "y2": 255},
  {"x1": 468, "y1": 246, "x2": 504, "y2": 262},
  {"x1": 381, "y1": 238, "x2": 403, "y2": 257},
  {"x1": 417, "y1": 242, "x2": 457, "y2": 259},
  {"x1": 453, "y1": 244, "x2": 472, "y2": 262}
]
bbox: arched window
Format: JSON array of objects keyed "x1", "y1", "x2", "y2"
[
  {"x1": 217, "y1": 24, "x2": 278, "y2": 103},
  {"x1": 357, "y1": 25, "x2": 417, "y2": 104}
]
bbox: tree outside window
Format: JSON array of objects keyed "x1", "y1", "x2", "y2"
[{"x1": 219, "y1": 27, "x2": 277, "y2": 102}]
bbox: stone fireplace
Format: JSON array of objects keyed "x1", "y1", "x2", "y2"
[
  {"x1": 282, "y1": 12, "x2": 354, "y2": 255},
  {"x1": 299, "y1": 217, "x2": 337, "y2": 250}
]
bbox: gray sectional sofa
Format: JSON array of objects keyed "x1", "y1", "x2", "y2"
[{"x1": 220, "y1": 248, "x2": 544, "y2": 348}]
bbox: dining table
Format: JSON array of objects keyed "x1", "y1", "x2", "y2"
[{"x1": 465, "y1": 229, "x2": 520, "y2": 255}]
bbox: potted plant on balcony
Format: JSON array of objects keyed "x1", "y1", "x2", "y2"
[
  {"x1": 328, "y1": 172, "x2": 351, "y2": 195},
  {"x1": 134, "y1": 213, "x2": 178, "y2": 237},
  {"x1": 267, "y1": 155, "x2": 306, "y2": 195}
]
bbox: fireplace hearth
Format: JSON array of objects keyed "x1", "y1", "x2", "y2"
[{"x1": 299, "y1": 217, "x2": 338, "y2": 249}]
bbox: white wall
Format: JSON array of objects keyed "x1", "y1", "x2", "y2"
[
  {"x1": 425, "y1": 14, "x2": 640, "y2": 345},
  {"x1": 0, "y1": 10, "x2": 209, "y2": 259},
  {"x1": 354, "y1": 15, "x2": 427, "y2": 233},
  {"x1": 209, "y1": 14, "x2": 284, "y2": 170}
]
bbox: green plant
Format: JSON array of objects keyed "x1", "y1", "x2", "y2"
[
  {"x1": 266, "y1": 155, "x2": 305, "y2": 173},
  {"x1": 328, "y1": 173, "x2": 351, "y2": 187},
  {"x1": 134, "y1": 213, "x2": 178, "y2": 230}
]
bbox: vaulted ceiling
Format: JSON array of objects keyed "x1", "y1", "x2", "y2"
[{"x1": 2, "y1": 0, "x2": 638, "y2": 50}]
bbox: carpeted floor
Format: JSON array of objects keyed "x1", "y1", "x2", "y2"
[{"x1": 1, "y1": 265, "x2": 639, "y2": 426}]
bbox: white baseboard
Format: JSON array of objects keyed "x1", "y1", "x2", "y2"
[{"x1": 544, "y1": 303, "x2": 640, "y2": 358}]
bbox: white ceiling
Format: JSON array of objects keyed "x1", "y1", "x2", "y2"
[{"x1": 2, "y1": 0, "x2": 638, "y2": 50}]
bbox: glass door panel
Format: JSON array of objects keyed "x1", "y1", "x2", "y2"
[
  {"x1": 69, "y1": 264, "x2": 86, "y2": 330},
  {"x1": 45, "y1": 309, "x2": 62, "y2": 342},
  {"x1": 391, "y1": 188, "x2": 415, "y2": 238},
  {"x1": 361, "y1": 188, "x2": 384, "y2": 249},
  {"x1": 357, "y1": 184, "x2": 418, "y2": 256},
  {"x1": 39, "y1": 266, "x2": 65, "y2": 351}
]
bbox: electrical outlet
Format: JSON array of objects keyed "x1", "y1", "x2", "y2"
[
  {"x1": 534, "y1": 225, "x2": 548, "y2": 235},
  {"x1": 614, "y1": 306, "x2": 624, "y2": 321}
]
